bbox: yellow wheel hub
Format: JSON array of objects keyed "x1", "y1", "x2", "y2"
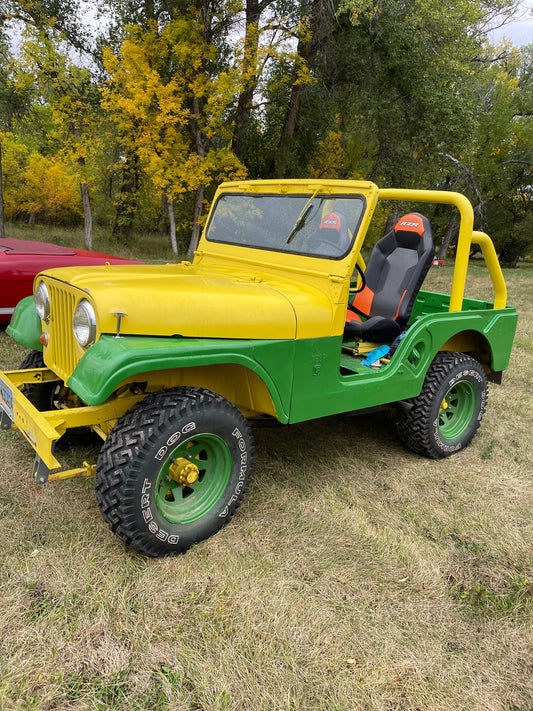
[
  {"x1": 168, "y1": 457, "x2": 200, "y2": 486},
  {"x1": 440, "y1": 398, "x2": 449, "y2": 411}
]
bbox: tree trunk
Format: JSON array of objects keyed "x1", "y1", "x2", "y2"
[
  {"x1": 187, "y1": 184, "x2": 205, "y2": 259},
  {"x1": 384, "y1": 208, "x2": 401, "y2": 234},
  {"x1": 168, "y1": 197, "x2": 178, "y2": 255},
  {"x1": 161, "y1": 192, "x2": 168, "y2": 235},
  {"x1": 80, "y1": 182, "x2": 93, "y2": 250},
  {"x1": 187, "y1": 95, "x2": 206, "y2": 259},
  {"x1": 112, "y1": 149, "x2": 140, "y2": 244},
  {"x1": 0, "y1": 139, "x2": 5, "y2": 239},
  {"x1": 231, "y1": 0, "x2": 261, "y2": 159},
  {"x1": 438, "y1": 212, "x2": 458, "y2": 259},
  {"x1": 76, "y1": 143, "x2": 93, "y2": 249},
  {"x1": 275, "y1": 0, "x2": 332, "y2": 177}
]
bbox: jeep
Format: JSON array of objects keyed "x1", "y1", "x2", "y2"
[{"x1": 0, "y1": 180, "x2": 518, "y2": 556}]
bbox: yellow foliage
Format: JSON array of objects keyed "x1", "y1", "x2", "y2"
[
  {"x1": 102, "y1": 14, "x2": 246, "y2": 202},
  {"x1": 3, "y1": 138, "x2": 81, "y2": 222},
  {"x1": 308, "y1": 130, "x2": 344, "y2": 179},
  {"x1": 15, "y1": 28, "x2": 104, "y2": 187}
]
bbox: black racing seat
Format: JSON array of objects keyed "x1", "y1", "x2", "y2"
[
  {"x1": 345, "y1": 212, "x2": 434, "y2": 343},
  {"x1": 303, "y1": 212, "x2": 351, "y2": 257}
]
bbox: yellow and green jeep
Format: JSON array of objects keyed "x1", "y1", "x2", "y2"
[{"x1": 0, "y1": 180, "x2": 518, "y2": 556}]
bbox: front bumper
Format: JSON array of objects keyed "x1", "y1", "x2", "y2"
[{"x1": 0, "y1": 366, "x2": 142, "y2": 482}]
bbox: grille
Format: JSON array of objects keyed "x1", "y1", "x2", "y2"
[{"x1": 45, "y1": 280, "x2": 80, "y2": 383}]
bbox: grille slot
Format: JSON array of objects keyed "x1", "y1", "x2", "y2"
[{"x1": 46, "y1": 282, "x2": 78, "y2": 382}]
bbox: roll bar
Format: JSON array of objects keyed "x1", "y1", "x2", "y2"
[{"x1": 377, "y1": 188, "x2": 507, "y2": 310}]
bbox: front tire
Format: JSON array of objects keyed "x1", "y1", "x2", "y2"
[
  {"x1": 94, "y1": 387, "x2": 253, "y2": 557},
  {"x1": 19, "y1": 350, "x2": 95, "y2": 445},
  {"x1": 19, "y1": 350, "x2": 57, "y2": 411},
  {"x1": 397, "y1": 352, "x2": 488, "y2": 459}
]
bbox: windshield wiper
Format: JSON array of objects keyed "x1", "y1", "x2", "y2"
[
  {"x1": 285, "y1": 188, "x2": 320, "y2": 244},
  {"x1": 285, "y1": 203, "x2": 313, "y2": 244}
]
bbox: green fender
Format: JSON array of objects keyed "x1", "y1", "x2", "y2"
[
  {"x1": 67, "y1": 334, "x2": 294, "y2": 422},
  {"x1": 6, "y1": 296, "x2": 43, "y2": 352}
]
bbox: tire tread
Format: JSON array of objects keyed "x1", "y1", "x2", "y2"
[
  {"x1": 397, "y1": 351, "x2": 488, "y2": 459},
  {"x1": 95, "y1": 387, "x2": 253, "y2": 556}
]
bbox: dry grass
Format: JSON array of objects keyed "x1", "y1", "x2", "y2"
[{"x1": 0, "y1": 263, "x2": 531, "y2": 711}]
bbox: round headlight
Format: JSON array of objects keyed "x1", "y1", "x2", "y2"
[
  {"x1": 73, "y1": 299, "x2": 97, "y2": 347},
  {"x1": 34, "y1": 281, "x2": 50, "y2": 320}
]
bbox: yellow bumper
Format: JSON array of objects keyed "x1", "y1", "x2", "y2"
[{"x1": 0, "y1": 366, "x2": 143, "y2": 482}]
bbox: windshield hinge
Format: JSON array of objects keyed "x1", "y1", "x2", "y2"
[{"x1": 328, "y1": 274, "x2": 344, "y2": 283}]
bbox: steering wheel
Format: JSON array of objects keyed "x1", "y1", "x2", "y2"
[{"x1": 349, "y1": 262, "x2": 366, "y2": 295}]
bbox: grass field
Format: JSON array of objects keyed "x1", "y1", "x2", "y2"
[
  {"x1": 0, "y1": 255, "x2": 531, "y2": 710},
  {"x1": 4, "y1": 223, "x2": 185, "y2": 263}
]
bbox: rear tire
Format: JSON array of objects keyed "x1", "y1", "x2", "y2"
[
  {"x1": 397, "y1": 352, "x2": 488, "y2": 459},
  {"x1": 94, "y1": 387, "x2": 253, "y2": 557}
]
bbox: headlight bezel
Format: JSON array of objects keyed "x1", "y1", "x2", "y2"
[
  {"x1": 73, "y1": 298, "x2": 97, "y2": 348},
  {"x1": 34, "y1": 281, "x2": 51, "y2": 321}
]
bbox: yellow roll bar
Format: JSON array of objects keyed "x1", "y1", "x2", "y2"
[
  {"x1": 377, "y1": 188, "x2": 507, "y2": 311},
  {"x1": 471, "y1": 232, "x2": 507, "y2": 309}
]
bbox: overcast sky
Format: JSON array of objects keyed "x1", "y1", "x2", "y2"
[{"x1": 489, "y1": 1, "x2": 533, "y2": 45}]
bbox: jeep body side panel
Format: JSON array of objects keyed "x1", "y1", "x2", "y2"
[
  {"x1": 62, "y1": 301, "x2": 517, "y2": 425},
  {"x1": 287, "y1": 307, "x2": 518, "y2": 423}
]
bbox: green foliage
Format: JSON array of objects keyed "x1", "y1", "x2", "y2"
[
  {"x1": 0, "y1": 0, "x2": 531, "y2": 262},
  {"x1": 454, "y1": 574, "x2": 532, "y2": 616}
]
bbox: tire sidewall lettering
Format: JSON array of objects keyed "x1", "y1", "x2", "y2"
[
  {"x1": 432, "y1": 370, "x2": 485, "y2": 452},
  {"x1": 154, "y1": 422, "x2": 197, "y2": 461},
  {"x1": 449, "y1": 369, "x2": 483, "y2": 387},
  {"x1": 140, "y1": 477, "x2": 180, "y2": 546},
  {"x1": 219, "y1": 427, "x2": 250, "y2": 518},
  {"x1": 139, "y1": 412, "x2": 251, "y2": 543},
  {"x1": 398, "y1": 353, "x2": 488, "y2": 459},
  {"x1": 96, "y1": 388, "x2": 253, "y2": 556}
]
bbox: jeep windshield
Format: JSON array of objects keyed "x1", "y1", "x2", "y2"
[{"x1": 205, "y1": 192, "x2": 365, "y2": 259}]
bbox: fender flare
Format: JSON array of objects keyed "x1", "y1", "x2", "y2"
[
  {"x1": 67, "y1": 334, "x2": 292, "y2": 422},
  {"x1": 6, "y1": 296, "x2": 43, "y2": 352}
]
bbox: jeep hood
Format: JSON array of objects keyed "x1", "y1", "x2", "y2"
[{"x1": 41, "y1": 263, "x2": 336, "y2": 340}]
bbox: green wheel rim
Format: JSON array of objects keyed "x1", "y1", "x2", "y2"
[
  {"x1": 155, "y1": 434, "x2": 232, "y2": 525},
  {"x1": 438, "y1": 381, "x2": 476, "y2": 440}
]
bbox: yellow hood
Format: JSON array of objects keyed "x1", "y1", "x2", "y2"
[{"x1": 42, "y1": 263, "x2": 302, "y2": 340}]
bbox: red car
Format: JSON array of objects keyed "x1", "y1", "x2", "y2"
[{"x1": 0, "y1": 237, "x2": 144, "y2": 324}]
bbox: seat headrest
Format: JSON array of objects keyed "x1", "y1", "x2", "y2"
[
  {"x1": 319, "y1": 212, "x2": 342, "y2": 232},
  {"x1": 394, "y1": 213, "x2": 430, "y2": 249}
]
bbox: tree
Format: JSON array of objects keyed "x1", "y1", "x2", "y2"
[
  {"x1": 472, "y1": 43, "x2": 533, "y2": 264},
  {"x1": 1, "y1": 0, "x2": 529, "y2": 265},
  {"x1": 0, "y1": 134, "x2": 5, "y2": 238},
  {"x1": 0, "y1": 35, "x2": 12, "y2": 238},
  {"x1": 1, "y1": 0, "x2": 93, "y2": 56},
  {"x1": 16, "y1": 29, "x2": 104, "y2": 246},
  {"x1": 273, "y1": 0, "x2": 338, "y2": 177},
  {"x1": 102, "y1": 6, "x2": 247, "y2": 256},
  {"x1": 0, "y1": 131, "x2": 82, "y2": 223}
]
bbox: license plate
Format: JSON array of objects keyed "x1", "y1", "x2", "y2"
[{"x1": 0, "y1": 377, "x2": 14, "y2": 420}]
